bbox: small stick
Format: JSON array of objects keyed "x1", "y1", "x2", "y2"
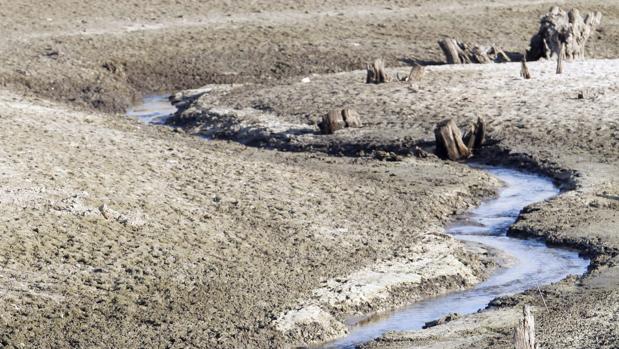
[
  {"x1": 535, "y1": 282, "x2": 549, "y2": 312},
  {"x1": 556, "y1": 43, "x2": 565, "y2": 74}
]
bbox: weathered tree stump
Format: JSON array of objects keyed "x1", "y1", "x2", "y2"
[
  {"x1": 318, "y1": 110, "x2": 346, "y2": 134},
  {"x1": 528, "y1": 6, "x2": 602, "y2": 61},
  {"x1": 434, "y1": 118, "x2": 471, "y2": 161},
  {"x1": 514, "y1": 305, "x2": 536, "y2": 349},
  {"x1": 462, "y1": 117, "x2": 485, "y2": 150},
  {"x1": 439, "y1": 38, "x2": 511, "y2": 64},
  {"x1": 366, "y1": 58, "x2": 390, "y2": 84},
  {"x1": 342, "y1": 109, "x2": 362, "y2": 128},
  {"x1": 439, "y1": 38, "x2": 471, "y2": 64},
  {"x1": 318, "y1": 109, "x2": 362, "y2": 134},
  {"x1": 520, "y1": 55, "x2": 532, "y2": 79}
]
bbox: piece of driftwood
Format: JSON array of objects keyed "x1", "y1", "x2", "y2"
[
  {"x1": 423, "y1": 313, "x2": 460, "y2": 329},
  {"x1": 318, "y1": 109, "x2": 362, "y2": 134},
  {"x1": 438, "y1": 38, "x2": 511, "y2": 64},
  {"x1": 520, "y1": 56, "x2": 532, "y2": 79},
  {"x1": 434, "y1": 118, "x2": 471, "y2": 161},
  {"x1": 514, "y1": 305, "x2": 536, "y2": 349},
  {"x1": 366, "y1": 58, "x2": 390, "y2": 84},
  {"x1": 462, "y1": 117, "x2": 485, "y2": 150},
  {"x1": 491, "y1": 46, "x2": 512, "y2": 63},
  {"x1": 528, "y1": 6, "x2": 602, "y2": 61}
]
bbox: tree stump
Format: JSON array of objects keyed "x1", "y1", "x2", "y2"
[
  {"x1": 434, "y1": 118, "x2": 471, "y2": 161},
  {"x1": 514, "y1": 305, "x2": 536, "y2": 349},
  {"x1": 520, "y1": 55, "x2": 532, "y2": 79},
  {"x1": 342, "y1": 109, "x2": 362, "y2": 128},
  {"x1": 438, "y1": 38, "x2": 510, "y2": 64},
  {"x1": 528, "y1": 7, "x2": 602, "y2": 61},
  {"x1": 463, "y1": 117, "x2": 485, "y2": 150},
  {"x1": 318, "y1": 109, "x2": 362, "y2": 134},
  {"x1": 366, "y1": 58, "x2": 390, "y2": 84},
  {"x1": 318, "y1": 110, "x2": 346, "y2": 134},
  {"x1": 439, "y1": 38, "x2": 470, "y2": 64}
]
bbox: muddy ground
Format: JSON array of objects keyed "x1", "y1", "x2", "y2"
[
  {"x1": 170, "y1": 57, "x2": 619, "y2": 348},
  {"x1": 0, "y1": 0, "x2": 618, "y2": 348},
  {"x1": 1, "y1": 0, "x2": 618, "y2": 113}
]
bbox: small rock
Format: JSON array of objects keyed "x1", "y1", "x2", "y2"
[
  {"x1": 422, "y1": 313, "x2": 460, "y2": 329},
  {"x1": 412, "y1": 146, "x2": 429, "y2": 158},
  {"x1": 374, "y1": 151, "x2": 402, "y2": 162}
]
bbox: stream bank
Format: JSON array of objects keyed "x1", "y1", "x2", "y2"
[{"x1": 126, "y1": 96, "x2": 591, "y2": 349}]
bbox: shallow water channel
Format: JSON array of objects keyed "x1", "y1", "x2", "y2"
[
  {"x1": 127, "y1": 94, "x2": 176, "y2": 124},
  {"x1": 320, "y1": 167, "x2": 589, "y2": 349},
  {"x1": 127, "y1": 97, "x2": 590, "y2": 349}
]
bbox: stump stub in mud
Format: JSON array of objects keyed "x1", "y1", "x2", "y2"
[
  {"x1": 318, "y1": 109, "x2": 362, "y2": 134},
  {"x1": 366, "y1": 58, "x2": 390, "y2": 84},
  {"x1": 342, "y1": 109, "x2": 362, "y2": 128},
  {"x1": 463, "y1": 117, "x2": 486, "y2": 150},
  {"x1": 434, "y1": 118, "x2": 471, "y2": 161},
  {"x1": 520, "y1": 56, "x2": 532, "y2": 79},
  {"x1": 319, "y1": 110, "x2": 346, "y2": 134},
  {"x1": 514, "y1": 305, "x2": 536, "y2": 349}
]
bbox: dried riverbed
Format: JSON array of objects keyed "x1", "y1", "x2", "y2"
[
  {"x1": 0, "y1": 1, "x2": 618, "y2": 348},
  {"x1": 127, "y1": 96, "x2": 591, "y2": 349}
]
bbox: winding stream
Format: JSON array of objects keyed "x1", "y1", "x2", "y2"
[
  {"x1": 321, "y1": 167, "x2": 589, "y2": 349},
  {"x1": 127, "y1": 96, "x2": 590, "y2": 349}
]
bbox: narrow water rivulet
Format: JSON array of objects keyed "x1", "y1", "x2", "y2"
[
  {"x1": 127, "y1": 94, "x2": 175, "y2": 124},
  {"x1": 320, "y1": 167, "x2": 589, "y2": 349},
  {"x1": 126, "y1": 97, "x2": 590, "y2": 349}
]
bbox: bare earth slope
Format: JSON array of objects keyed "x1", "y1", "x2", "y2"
[
  {"x1": 0, "y1": 90, "x2": 501, "y2": 347},
  {"x1": 1, "y1": 0, "x2": 617, "y2": 112}
]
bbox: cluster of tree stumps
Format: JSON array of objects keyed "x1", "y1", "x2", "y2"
[
  {"x1": 528, "y1": 6, "x2": 602, "y2": 61},
  {"x1": 315, "y1": 5, "x2": 601, "y2": 163},
  {"x1": 438, "y1": 6, "x2": 602, "y2": 66}
]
